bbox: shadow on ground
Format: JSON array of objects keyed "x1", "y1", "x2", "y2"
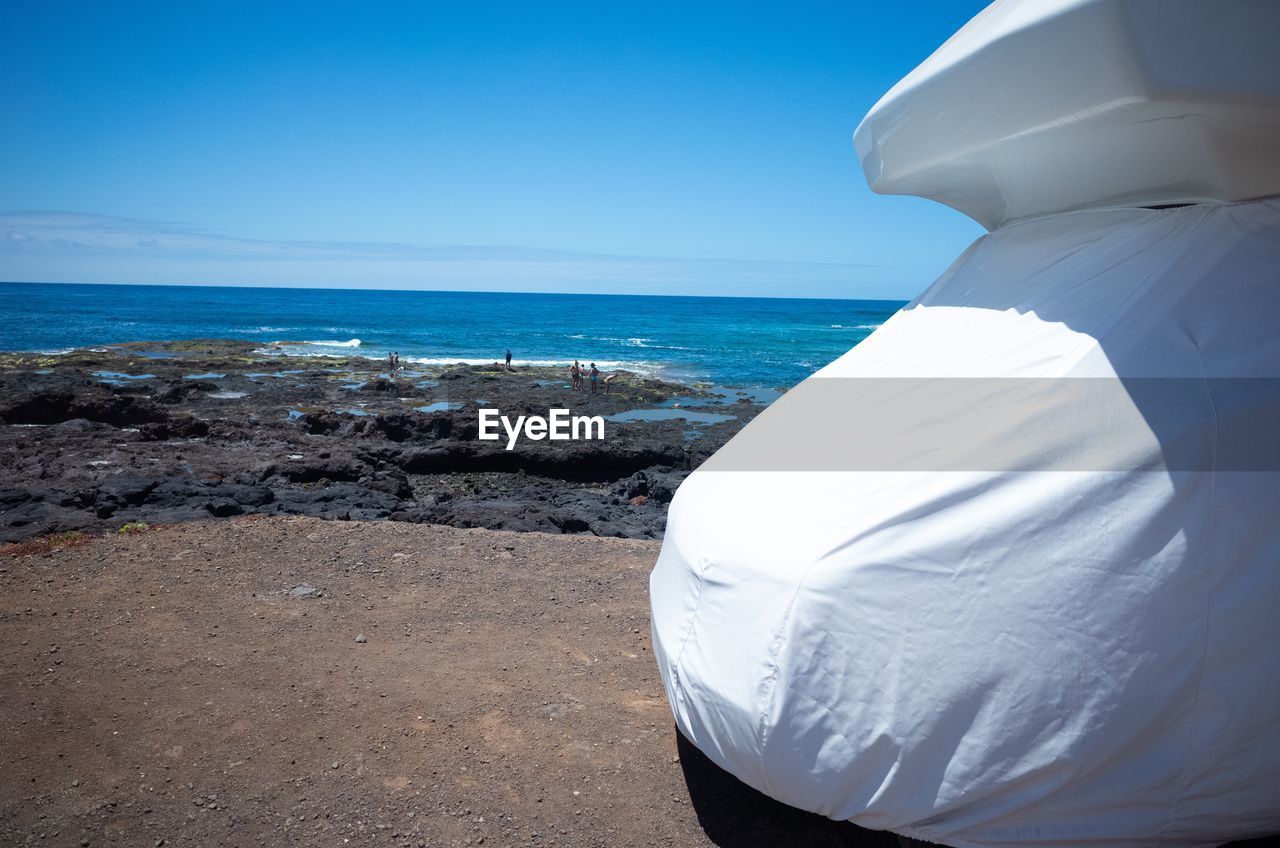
[
  {"x1": 676, "y1": 730, "x2": 900, "y2": 847},
  {"x1": 676, "y1": 730, "x2": 1280, "y2": 848}
]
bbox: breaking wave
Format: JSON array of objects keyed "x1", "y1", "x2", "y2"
[{"x1": 301, "y1": 338, "x2": 362, "y2": 348}]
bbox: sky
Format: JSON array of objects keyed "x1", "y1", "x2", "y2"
[{"x1": 0, "y1": 1, "x2": 988, "y2": 300}]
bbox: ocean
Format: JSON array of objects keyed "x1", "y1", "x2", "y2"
[{"x1": 0, "y1": 282, "x2": 903, "y2": 388}]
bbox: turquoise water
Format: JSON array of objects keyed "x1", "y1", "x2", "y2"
[
  {"x1": 0, "y1": 282, "x2": 903, "y2": 387},
  {"x1": 605, "y1": 408, "x2": 736, "y2": 425}
]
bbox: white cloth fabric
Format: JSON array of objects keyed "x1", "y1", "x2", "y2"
[
  {"x1": 650, "y1": 199, "x2": 1280, "y2": 847},
  {"x1": 854, "y1": 0, "x2": 1280, "y2": 230}
]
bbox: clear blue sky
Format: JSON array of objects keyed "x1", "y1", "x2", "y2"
[{"x1": 0, "y1": 1, "x2": 987, "y2": 299}]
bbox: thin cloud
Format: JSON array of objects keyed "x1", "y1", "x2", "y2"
[{"x1": 0, "y1": 211, "x2": 885, "y2": 298}]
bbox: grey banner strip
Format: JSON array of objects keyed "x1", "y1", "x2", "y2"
[{"x1": 700, "y1": 378, "x2": 1280, "y2": 472}]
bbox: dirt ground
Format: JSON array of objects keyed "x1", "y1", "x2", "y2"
[
  {"x1": 0, "y1": 516, "x2": 904, "y2": 848},
  {"x1": 4, "y1": 517, "x2": 1276, "y2": 848}
]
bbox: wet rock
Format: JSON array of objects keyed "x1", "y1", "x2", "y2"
[
  {"x1": 204, "y1": 498, "x2": 244, "y2": 518},
  {"x1": 144, "y1": 480, "x2": 209, "y2": 506},
  {"x1": 357, "y1": 378, "x2": 401, "y2": 393},
  {"x1": 0, "y1": 488, "x2": 32, "y2": 510},
  {"x1": 99, "y1": 476, "x2": 160, "y2": 506},
  {"x1": 271, "y1": 484, "x2": 400, "y2": 520},
  {"x1": 292, "y1": 411, "x2": 340, "y2": 435},
  {"x1": 138, "y1": 417, "x2": 210, "y2": 441},
  {"x1": 215, "y1": 484, "x2": 274, "y2": 507},
  {"x1": 551, "y1": 514, "x2": 591, "y2": 534},
  {"x1": 154, "y1": 380, "x2": 215, "y2": 404},
  {"x1": 0, "y1": 501, "x2": 51, "y2": 539},
  {"x1": 280, "y1": 456, "x2": 369, "y2": 484},
  {"x1": 1, "y1": 390, "x2": 167, "y2": 427},
  {"x1": 612, "y1": 468, "x2": 684, "y2": 504},
  {"x1": 396, "y1": 447, "x2": 454, "y2": 474},
  {"x1": 50, "y1": 418, "x2": 100, "y2": 434},
  {"x1": 372, "y1": 412, "x2": 452, "y2": 442}
]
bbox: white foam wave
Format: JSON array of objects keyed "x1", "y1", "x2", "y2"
[
  {"x1": 247, "y1": 344, "x2": 672, "y2": 378},
  {"x1": 585, "y1": 335, "x2": 657, "y2": 347},
  {"x1": 829, "y1": 323, "x2": 881, "y2": 330},
  {"x1": 301, "y1": 338, "x2": 362, "y2": 348},
  {"x1": 251, "y1": 346, "x2": 351, "y2": 359}
]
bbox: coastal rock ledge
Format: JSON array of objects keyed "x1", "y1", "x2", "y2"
[{"x1": 0, "y1": 340, "x2": 766, "y2": 543}]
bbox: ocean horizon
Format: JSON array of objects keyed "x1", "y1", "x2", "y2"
[{"x1": 0, "y1": 281, "x2": 903, "y2": 387}]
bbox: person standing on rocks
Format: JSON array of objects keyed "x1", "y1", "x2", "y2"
[
  {"x1": 571, "y1": 360, "x2": 581, "y2": 391},
  {"x1": 505, "y1": 349, "x2": 512, "y2": 371},
  {"x1": 589, "y1": 363, "x2": 600, "y2": 394}
]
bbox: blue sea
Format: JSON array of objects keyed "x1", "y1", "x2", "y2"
[{"x1": 0, "y1": 282, "x2": 903, "y2": 388}]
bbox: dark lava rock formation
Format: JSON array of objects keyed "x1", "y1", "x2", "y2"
[{"x1": 0, "y1": 340, "x2": 771, "y2": 542}]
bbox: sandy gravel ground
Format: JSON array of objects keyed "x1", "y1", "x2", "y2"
[{"x1": 1, "y1": 516, "x2": 904, "y2": 848}]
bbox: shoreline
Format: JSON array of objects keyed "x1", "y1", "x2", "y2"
[
  {"x1": 26, "y1": 340, "x2": 779, "y2": 393},
  {"x1": 0, "y1": 338, "x2": 772, "y2": 544},
  {"x1": 0, "y1": 282, "x2": 898, "y2": 389}
]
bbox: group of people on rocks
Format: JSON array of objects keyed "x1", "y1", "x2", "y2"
[
  {"x1": 568, "y1": 361, "x2": 616, "y2": 397},
  {"x1": 389, "y1": 349, "x2": 616, "y2": 394},
  {"x1": 502, "y1": 352, "x2": 617, "y2": 394},
  {"x1": 569, "y1": 360, "x2": 601, "y2": 393}
]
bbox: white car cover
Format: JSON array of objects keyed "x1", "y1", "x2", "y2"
[
  {"x1": 650, "y1": 2, "x2": 1280, "y2": 846},
  {"x1": 854, "y1": 0, "x2": 1280, "y2": 230}
]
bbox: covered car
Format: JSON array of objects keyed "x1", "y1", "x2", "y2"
[{"x1": 650, "y1": 1, "x2": 1280, "y2": 845}]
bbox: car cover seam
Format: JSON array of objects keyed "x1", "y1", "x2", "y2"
[
  {"x1": 755, "y1": 553, "x2": 825, "y2": 799},
  {"x1": 668, "y1": 547, "x2": 710, "y2": 716}
]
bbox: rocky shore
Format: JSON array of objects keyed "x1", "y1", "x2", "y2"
[{"x1": 0, "y1": 340, "x2": 772, "y2": 543}]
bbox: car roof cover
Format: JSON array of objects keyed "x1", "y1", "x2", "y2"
[{"x1": 854, "y1": 0, "x2": 1280, "y2": 229}]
